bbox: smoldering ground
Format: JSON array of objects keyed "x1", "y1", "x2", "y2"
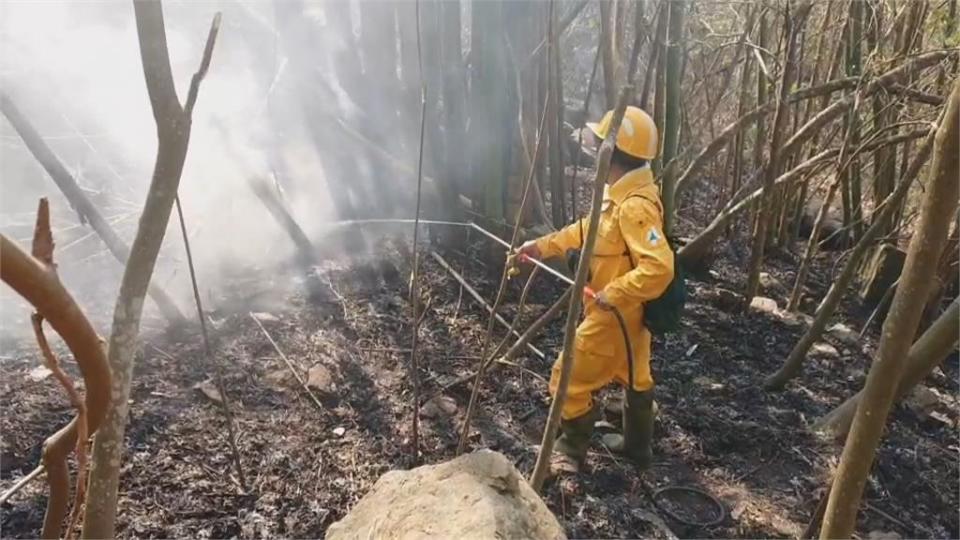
[{"x1": 0, "y1": 1, "x2": 448, "y2": 338}]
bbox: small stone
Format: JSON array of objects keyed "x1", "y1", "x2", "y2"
[
  {"x1": 194, "y1": 379, "x2": 223, "y2": 403},
  {"x1": 28, "y1": 365, "x2": 52, "y2": 382},
  {"x1": 421, "y1": 395, "x2": 458, "y2": 419},
  {"x1": 828, "y1": 323, "x2": 860, "y2": 347},
  {"x1": 714, "y1": 288, "x2": 741, "y2": 310},
  {"x1": 867, "y1": 530, "x2": 903, "y2": 540},
  {"x1": 333, "y1": 426, "x2": 346, "y2": 437},
  {"x1": 749, "y1": 296, "x2": 779, "y2": 314},
  {"x1": 779, "y1": 310, "x2": 813, "y2": 328},
  {"x1": 905, "y1": 385, "x2": 939, "y2": 417},
  {"x1": 693, "y1": 376, "x2": 724, "y2": 390},
  {"x1": 306, "y1": 364, "x2": 334, "y2": 392},
  {"x1": 251, "y1": 312, "x2": 279, "y2": 322},
  {"x1": 759, "y1": 272, "x2": 783, "y2": 292},
  {"x1": 811, "y1": 342, "x2": 839, "y2": 357}
]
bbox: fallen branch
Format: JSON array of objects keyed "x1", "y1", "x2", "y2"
[
  {"x1": 765, "y1": 115, "x2": 941, "y2": 390},
  {"x1": 430, "y1": 251, "x2": 545, "y2": 359},
  {"x1": 673, "y1": 50, "x2": 954, "y2": 196},
  {"x1": 0, "y1": 465, "x2": 45, "y2": 505},
  {"x1": 489, "y1": 266, "x2": 540, "y2": 361},
  {"x1": 814, "y1": 298, "x2": 959, "y2": 439},
  {"x1": 0, "y1": 92, "x2": 186, "y2": 326},
  {"x1": 430, "y1": 287, "x2": 571, "y2": 398},
  {"x1": 250, "y1": 313, "x2": 325, "y2": 412},
  {"x1": 781, "y1": 51, "x2": 953, "y2": 160},
  {"x1": 248, "y1": 177, "x2": 325, "y2": 300},
  {"x1": 678, "y1": 128, "x2": 930, "y2": 267}
]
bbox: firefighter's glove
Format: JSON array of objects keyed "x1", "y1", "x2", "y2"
[
  {"x1": 593, "y1": 290, "x2": 614, "y2": 311},
  {"x1": 506, "y1": 241, "x2": 542, "y2": 278}
]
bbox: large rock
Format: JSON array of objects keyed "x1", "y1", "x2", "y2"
[
  {"x1": 859, "y1": 244, "x2": 906, "y2": 307},
  {"x1": 798, "y1": 201, "x2": 846, "y2": 250},
  {"x1": 326, "y1": 450, "x2": 565, "y2": 540}
]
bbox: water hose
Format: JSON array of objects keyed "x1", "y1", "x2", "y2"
[
  {"x1": 323, "y1": 218, "x2": 727, "y2": 524},
  {"x1": 321, "y1": 217, "x2": 639, "y2": 386}
]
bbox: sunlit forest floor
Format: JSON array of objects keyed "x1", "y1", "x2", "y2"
[{"x1": 1, "y1": 228, "x2": 957, "y2": 538}]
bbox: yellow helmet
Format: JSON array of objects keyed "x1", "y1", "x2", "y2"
[{"x1": 586, "y1": 106, "x2": 659, "y2": 160}]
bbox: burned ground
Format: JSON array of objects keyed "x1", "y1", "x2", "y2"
[{"x1": 1, "y1": 230, "x2": 958, "y2": 539}]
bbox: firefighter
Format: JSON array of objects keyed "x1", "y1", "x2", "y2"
[{"x1": 516, "y1": 106, "x2": 674, "y2": 476}]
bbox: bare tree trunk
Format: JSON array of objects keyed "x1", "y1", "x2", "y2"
[
  {"x1": 652, "y1": 5, "x2": 668, "y2": 177},
  {"x1": 744, "y1": 2, "x2": 811, "y2": 301},
  {"x1": 640, "y1": 0, "x2": 667, "y2": 110},
  {"x1": 0, "y1": 93, "x2": 186, "y2": 326},
  {"x1": 440, "y1": 0, "x2": 467, "y2": 200},
  {"x1": 660, "y1": 0, "x2": 686, "y2": 237},
  {"x1": 867, "y1": 3, "x2": 897, "y2": 234},
  {"x1": 765, "y1": 114, "x2": 940, "y2": 390},
  {"x1": 921, "y1": 215, "x2": 960, "y2": 327},
  {"x1": 569, "y1": 23, "x2": 604, "y2": 221},
  {"x1": 788, "y1": 0, "x2": 841, "y2": 243},
  {"x1": 772, "y1": 20, "x2": 808, "y2": 246},
  {"x1": 841, "y1": 0, "x2": 865, "y2": 243},
  {"x1": 752, "y1": 8, "x2": 770, "y2": 177},
  {"x1": 789, "y1": 77, "x2": 866, "y2": 311},
  {"x1": 724, "y1": 19, "x2": 755, "y2": 222},
  {"x1": 814, "y1": 298, "x2": 959, "y2": 440},
  {"x1": 82, "y1": 5, "x2": 220, "y2": 538},
  {"x1": 787, "y1": 177, "x2": 840, "y2": 311},
  {"x1": 820, "y1": 76, "x2": 959, "y2": 540},
  {"x1": 469, "y1": 0, "x2": 514, "y2": 226},
  {"x1": 598, "y1": 0, "x2": 620, "y2": 109},
  {"x1": 547, "y1": 1, "x2": 567, "y2": 227}
]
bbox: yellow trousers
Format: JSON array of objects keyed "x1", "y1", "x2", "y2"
[{"x1": 549, "y1": 305, "x2": 654, "y2": 419}]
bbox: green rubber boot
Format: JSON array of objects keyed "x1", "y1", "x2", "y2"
[
  {"x1": 549, "y1": 406, "x2": 599, "y2": 476},
  {"x1": 601, "y1": 388, "x2": 655, "y2": 469},
  {"x1": 605, "y1": 393, "x2": 659, "y2": 420}
]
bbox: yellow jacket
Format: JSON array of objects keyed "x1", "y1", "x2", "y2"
[{"x1": 536, "y1": 166, "x2": 673, "y2": 411}]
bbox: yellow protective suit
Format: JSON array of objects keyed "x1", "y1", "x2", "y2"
[{"x1": 534, "y1": 166, "x2": 674, "y2": 419}]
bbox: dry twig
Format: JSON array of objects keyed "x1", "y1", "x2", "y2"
[
  {"x1": 250, "y1": 313, "x2": 325, "y2": 412},
  {"x1": 175, "y1": 197, "x2": 247, "y2": 492}
]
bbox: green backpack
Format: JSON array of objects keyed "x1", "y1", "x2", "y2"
[
  {"x1": 633, "y1": 245, "x2": 686, "y2": 334},
  {"x1": 622, "y1": 195, "x2": 687, "y2": 335}
]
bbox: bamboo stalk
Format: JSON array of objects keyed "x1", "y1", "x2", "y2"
[{"x1": 407, "y1": 0, "x2": 428, "y2": 463}]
